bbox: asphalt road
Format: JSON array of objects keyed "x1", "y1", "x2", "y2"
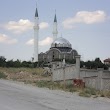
[{"x1": 0, "y1": 79, "x2": 110, "y2": 110}]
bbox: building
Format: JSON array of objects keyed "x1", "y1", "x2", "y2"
[
  {"x1": 104, "y1": 58, "x2": 110, "y2": 65},
  {"x1": 33, "y1": 7, "x2": 39, "y2": 62},
  {"x1": 39, "y1": 37, "x2": 78, "y2": 62},
  {"x1": 33, "y1": 6, "x2": 78, "y2": 62}
]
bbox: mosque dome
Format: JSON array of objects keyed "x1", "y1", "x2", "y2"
[{"x1": 51, "y1": 37, "x2": 72, "y2": 48}]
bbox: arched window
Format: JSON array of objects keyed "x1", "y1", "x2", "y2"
[
  {"x1": 52, "y1": 51, "x2": 55, "y2": 60},
  {"x1": 55, "y1": 43, "x2": 57, "y2": 47}
]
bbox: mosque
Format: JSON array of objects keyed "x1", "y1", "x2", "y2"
[{"x1": 33, "y1": 7, "x2": 78, "y2": 62}]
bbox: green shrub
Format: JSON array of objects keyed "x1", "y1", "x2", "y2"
[
  {"x1": 84, "y1": 88, "x2": 96, "y2": 95},
  {"x1": 66, "y1": 84, "x2": 78, "y2": 92},
  {"x1": 0, "y1": 72, "x2": 7, "y2": 79},
  {"x1": 79, "y1": 91, "x2": 91, "y2": 97},
  {"x1": 35, "y1": 80, "x2": 63, "y2": 90},
  {"x1": 36, "y1": 80, "x2": 47, "y2": 87},
  {"x1": 78, "y1": 88, "x2": 97, "y2": 97}
]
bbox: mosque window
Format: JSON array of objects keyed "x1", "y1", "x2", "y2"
[
  {"x1": 55, "y1": 43, "x2": 57, "y2": 47},
  {"x1": 53, "y1": 52, "x2": 55, "y2": 59}
]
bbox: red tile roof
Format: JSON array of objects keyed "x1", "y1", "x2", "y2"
[{"x1": 104, "y1": 58, "x2": 110, "y2": 62}]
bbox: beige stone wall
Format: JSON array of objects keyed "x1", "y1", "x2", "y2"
[
  {"x1": 52, "y1": 55, "x2": 110, "y2": 90},
  {"x1": 52, "y1": 66, "x2": 110, "y2": 90},
  {"x1": 81, "y1": 69, "x2": 110, "y2": 90},
  {"x1": 52, "y1": 65, "x2": 75, "y2": 81}
]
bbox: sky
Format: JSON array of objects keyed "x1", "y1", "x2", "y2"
[{"x1": 0, "y1": 0, "x2": 110, "y2": 61}]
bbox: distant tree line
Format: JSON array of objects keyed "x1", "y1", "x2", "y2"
[
  {"x1": 53, "y1": 57, "x2": 109, "y2": 70},
  {"x1": 0, "y1": 56, "x2": 109, "y2": 69},
  {"x1": 0, "y1": 56, "x2": 43, "y2": 68},
  {"x1": 80, "y1": 58, "x2": 109, "y2": 70}
]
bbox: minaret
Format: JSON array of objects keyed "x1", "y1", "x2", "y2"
[
  {"x1": 33, "y1": 7, "x2": 39, "y2": 62},
  {"x1": 53, "y1": 12, "x2": 58, "y2": 41}
]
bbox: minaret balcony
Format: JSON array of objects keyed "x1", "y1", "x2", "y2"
[{"x1": 34, "y1": 26, "x2": 39, "y2": 30}]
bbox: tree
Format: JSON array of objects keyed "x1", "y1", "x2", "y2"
[
  {"x1": 14, "y1": 59, "x2": 21, "y2": 67},
  {"x1": 85, "y1": 60, "x2": 92, "y2": 69},
  {"x1": 6, "y1": 59, "x2": 14, "y2": 67},
  {"x1": 0, "y1": 56, "x2": 6, "y2": 67},
  {"x1": 81, "y1": 58, "x2": 104, "y2": 69},
  {"x1": 21, "y1": 61, "x2": 33, "y2": 68},
  {"x1": 21, "y1": 61, "x2": 30, "y2": 67},
  {"x1": 94, "y1": 58, "x2": 103, "y2": 68},
  {"x1": 80, "y1": 61, "x2": 85, "y2": 68}
]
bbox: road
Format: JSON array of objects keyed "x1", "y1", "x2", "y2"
[{"x1": 0, "y1": 79, "x2": 110, "y2": 110}]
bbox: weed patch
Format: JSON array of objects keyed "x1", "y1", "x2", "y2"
[
  {"x1": 0, "y1": 72, "x2": 7, "y2": 79},
  {"x1": 78, "y1": 88, "x2": 97, "y2": 97}
]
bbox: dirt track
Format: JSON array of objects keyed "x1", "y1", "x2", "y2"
[{"x1": 0, "y1": 79, "x2": 110, "y2": 110}]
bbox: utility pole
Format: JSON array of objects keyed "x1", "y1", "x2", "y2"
[{"x1": 63, "y1": 57, "x2": 66, "y2": 90}]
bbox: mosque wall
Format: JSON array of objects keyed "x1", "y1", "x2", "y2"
[{"x1": 38, "y1": 49, "x2": 77, "y2": 62}]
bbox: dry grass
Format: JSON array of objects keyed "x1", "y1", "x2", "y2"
[
  {"x1": 0, "y1": 72, "x2": 7, "y2": 79},
  {"x1": 0, "y1": 67, "x2": 44, "y2": 74},
  {"x1": 78, "y1": 88, "x2": 97, "y2": 97},
  {"x1": 0, "y1": 67, "x2": 48, "y2": 82},
  {"x1": 99, "y1": 91, "x2": 110, "y2": 98},
  {"x1": 0, "y1": 67, "x2": 110, "y2": 98}
]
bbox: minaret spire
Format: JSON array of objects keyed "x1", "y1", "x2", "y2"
[
  {"x1": 53, "y1": 10, "x2": 58, "y2": 41},
  {"x1": 34, "y1": 4, "x2": 39, "y2": 62},
  {"x1": 35, "y1": 7, "x2": 38, "y2": 17},
  {"x1": 35, "y1": 2, "x2": 38, "y2": 17},
  {"x1": 54, "y1": 10, "x2": 57, "y2": 22}
]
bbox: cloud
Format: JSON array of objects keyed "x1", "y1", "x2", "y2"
[
  {"x1": 62, "y1": 10, "x2": 107, "y2": 29},
  {"x1": 26, "y1": 37, "x2": 53, "y2": 46},
  {"x1": 39, "y1": 22, "x2": 49, "y2": 29},
  {"x1": 0, "y1": 33, "x2": 17, "y2": 44},
  {"x1": 4, "y1": 19, "x2": 33, "y2": 34},
  {"x1": 26, "y1": 39, "x2": 33, "y2": 45},
  {"x1": 3, "y1": 19, "x2": 49, "y2": 34},
  {"x1": 39, "y1": 37, "x2": 53, "y2": 46}
]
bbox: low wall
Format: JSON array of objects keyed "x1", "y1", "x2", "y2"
[
  {"x1": 80, "y1": 69, "x2": 98, "y2": 78},
  {"x1": 52, "y1": 67, "x2": 98, "y2": 82},
  {"x1": 82, "y1": 69, "x2": 110, "y2": 90},
  {"x1": 52, "y1": 65, "x2": 110, "y2": 90},
  {"x1": 84, "y1": 76, "x2": 98, "y2": 89},
  {"x1": 52, "y1": 65, "x2": 75, "y2": 81}
]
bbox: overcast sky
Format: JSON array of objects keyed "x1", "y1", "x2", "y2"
[{"x1": 0, "y1": 0, "x2": 110, "y2": 61}]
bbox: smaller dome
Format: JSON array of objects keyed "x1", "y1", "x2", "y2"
[{"x1": 51, "y1": 37, "x2": 72, "y2": 48}]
